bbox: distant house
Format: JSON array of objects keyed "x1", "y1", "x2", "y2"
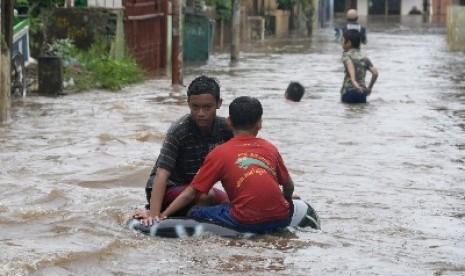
[{"x1": 334, "y1": 0, "x2": 464, "y2": 16}]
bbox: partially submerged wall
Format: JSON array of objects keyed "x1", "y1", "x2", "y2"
[{"x1": 447, "y1": 6, "x2": 465, "y2": 52}]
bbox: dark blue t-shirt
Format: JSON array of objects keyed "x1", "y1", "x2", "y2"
[
  {"x1": 335, "y1": 22, "x2": 367, "y2": 44},
  {"x1": 145, "y1": 114, "x2": 233, "y2": 189}
]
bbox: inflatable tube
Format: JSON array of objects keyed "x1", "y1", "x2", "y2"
[{"x1": 128, "y1": 199, "x2": 320, "y2": 238}]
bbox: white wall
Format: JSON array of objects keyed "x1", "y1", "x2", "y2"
[
  {"x1": 358, "y1": 0, "x2": 369, "y2": 16},
  {"x1": 87, "y1": 0, "x2": 122, "y2": 8}
]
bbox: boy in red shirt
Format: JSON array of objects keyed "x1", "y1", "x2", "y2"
[{"x1": 143, "y1": 96, "x2": 295, "y2": 234}]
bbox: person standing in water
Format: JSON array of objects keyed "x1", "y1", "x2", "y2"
[
  {"x1": 340, "y1": 29, "x2": 379, "y2": 104},
  {"x1": 335, "y1": 9, "x2": 367, "y2": 45}
]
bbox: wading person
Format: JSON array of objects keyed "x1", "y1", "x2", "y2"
[
  {"x1": 141, "y1": 96, "x2": 295, "y2": 234},
  {"x1": 285, "y1": 81, "x2": 305, "y2": 102},
  {"x1": 335, "y1": 9, "x2": 367, "y2": 45},
  {"x1": 340, "y1": 29, "x2": 379, "y2": 104},
  {"x1": 133, "y1": 75, "x2": 233, "y2": 222}
]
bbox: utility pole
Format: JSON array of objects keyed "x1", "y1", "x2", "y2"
[
  {"x1": 0, "y1": 0, "x2": 13, "y2": 122},
  {"x1": 319, "y1": 0, "x2": 326, "y2": 28},
  {"x1": 171, "y1": 0, "x2": 183, "y2": 85},
  {"x1": 2, "y1": 0, "x2": 13, "y2": 50},
  {"x1": 230, "y1": 0, "x2": 240, "y2": 61},
  {"x1": 1, "y1": 21, "x2": 6, "y2": 123},
  {"x1": 290, "y1": 0, "x2": 295, "y2": 30}
]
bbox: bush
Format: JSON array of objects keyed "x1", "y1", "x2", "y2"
[
  {"x1": 205, "y1": 0, "x2": 231, "y2": 20},
  {"x1": 47, "y1": 38, "x2": 145, "y2": 92}
]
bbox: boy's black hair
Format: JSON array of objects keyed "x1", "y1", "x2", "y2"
[
  {"x1": 187, "y1": 75, "x2": 221, "y2": 101},
  {"x1": 229, "y1": 96, "x2": 263, "y2": 131},
  {"x1": 343, "y1": 29, "x2": 361, "y2": 49},
  {"x1": 286, "y1": 82, "x2": 305, "y2": 102}
]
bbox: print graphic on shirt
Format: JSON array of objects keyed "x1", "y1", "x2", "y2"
[
  {"x1": 235, "y1": 156, "x2": 272, "y2": 171},
  {"x1": 346, "y1": 23, "x2": 361, "y2": 32},
  {"x1": 235, "y1": 154, "x2": 275, "y2": 188},
  {"x1": 236, "y1": 167, "x2": 268, "y2": 188}
]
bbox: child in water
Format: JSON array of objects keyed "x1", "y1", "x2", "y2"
[
  {"x1": 285, "y1": 82, "x2": 305, "y2": 102},
  {"x1": 340, "y1": 29, "x2": 379, "y2": 103}
]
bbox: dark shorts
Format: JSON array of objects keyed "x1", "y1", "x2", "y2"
[
  {"x1": 341, "y1": 88, "x2": 367, "y2": 104},
  {"x1": 190, "y1": 203, "x2": 291, "y2": 234}
]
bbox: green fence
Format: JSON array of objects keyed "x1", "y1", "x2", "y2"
[{"x1": 183, "y1": 14, "x2": 213, "y2": 62}]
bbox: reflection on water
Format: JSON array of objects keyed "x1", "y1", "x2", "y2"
[{"x1": 1, "y1": 16, "x2": 465, "y2": 275}]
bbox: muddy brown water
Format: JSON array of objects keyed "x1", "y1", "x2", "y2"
[{"x1": 1, "y1": 16, "x2": 464, "y2": 275}]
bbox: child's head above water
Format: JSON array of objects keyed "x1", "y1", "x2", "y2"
[{"x1": 285, "y1": 82, "x2": 305, "y2": 102}]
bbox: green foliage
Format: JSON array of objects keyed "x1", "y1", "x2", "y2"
[
  {"x1": 14, "y1": 0, "x2": 29, "y2": 5},
  {"x1": 45, "y1": 38, "x2": 77, "y2": 64},
  {"x1": 26, "y1": 0, "x2": 65, "y2": 8},
  {"x1": 90, "y1": 57, "x2": 145, "y2": 91},
  {"x1": 74, "y1": 37, "x2": 145, "y2": 91},
  {"x1": 205, "y1": 0, "x2": 231, "y2": 20},
  {"x1": 46, "y1": 37, "x2": 145, "y2": 92}
]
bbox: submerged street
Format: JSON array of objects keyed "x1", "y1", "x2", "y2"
[{"x1": 1, "y1": 16, "x2": 464, "y2": 275}]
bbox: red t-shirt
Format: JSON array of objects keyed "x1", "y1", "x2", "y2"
[{"x1": 190, "y1": 135, "x2": 291, "y2": 224}]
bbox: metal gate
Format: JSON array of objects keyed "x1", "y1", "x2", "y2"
[{"x1": 123, "y1": 0, "x2": 167, "y2": 76}]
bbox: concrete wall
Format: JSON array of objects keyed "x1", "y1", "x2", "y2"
[
  {"x1": 357, "y1": 0, "x2": 369, "y2": 16},
  {"x1": 447, "y1": 6, "x2": 465, "y2": 51},
  {"x1": 41, "y1": 8, "x2": 119, "y2": 52},
  {"x1": 274, "y1": 9, "x2": 290, "y2": 36},
  {"x1": 247, "y1": 16, "x2": 265, "y2": 40},
  {"x1": 432, "y1": 0, "x2": 455, "y2": 15}
]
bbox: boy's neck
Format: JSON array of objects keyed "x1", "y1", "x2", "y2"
[{"x1": 233, "y1": 129, "x2": 258, "y2": 137}]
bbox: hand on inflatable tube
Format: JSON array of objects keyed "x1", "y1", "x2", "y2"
[{"x1": 133, "y1": 209, "x2": 167, "y2": 226}]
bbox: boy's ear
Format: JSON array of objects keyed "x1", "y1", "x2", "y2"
[
  {"x1": 227, "y1": 117, "x2": 233, "y2": 128},
  {"x1": 216, "y1": 98, "x2": 223, "y2": 109},
  {"x1": 345, "y1": 39, "x2": 353, "y2": 47},
  {"x1": 257, "y1": 118, "x2": 263, "y2": 131}
]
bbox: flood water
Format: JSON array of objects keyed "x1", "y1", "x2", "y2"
[{"x1": 1, "y1": 16, "x2": 464, "y2": 275}]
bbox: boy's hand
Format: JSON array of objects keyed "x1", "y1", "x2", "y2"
[
  {"x1": 133, "y1": 208, "x2": 147, "y2": 218},
  {"x1": 133, "y1": 209, "x2": 164, "y2": 226},
  {"x1": 353, "y1": 82, "x2": 363, "y2": 92}
]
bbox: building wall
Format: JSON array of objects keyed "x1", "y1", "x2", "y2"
[
  {"x1": 432, "y1": 0, "x2": 454, "y2": 15},
  {"x1": 447, "y1": 6, "x2": 465, "y2": 51},
  {"x1": 357, "y1": 0, "x2": 368, "y2": 16},
  {"x1": 356, "y1": 0, "x2": 423, "y2": 16},
  {"x1": 401, "y1": 0, "x2": 424, "y2": 15}
]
